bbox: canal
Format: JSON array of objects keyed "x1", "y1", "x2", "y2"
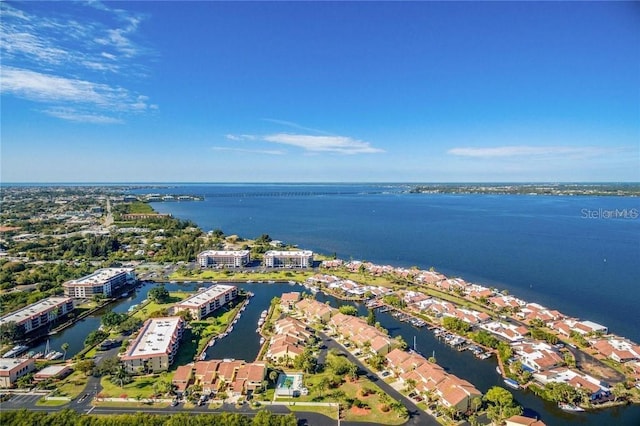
[{"x1": 27, "y1": 281, "x2": 640, "y2": 425}]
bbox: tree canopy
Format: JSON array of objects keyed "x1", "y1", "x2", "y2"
[{"x1": 0, "y1": 409, "x2": 298, "y2": 426}]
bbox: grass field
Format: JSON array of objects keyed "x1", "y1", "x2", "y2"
[
  {"x1": 169, "y1": 269, "x2": 315, "y2": 283},
  {"x1": 99, "y1": 373, "x2": 173, "y2": 399},
  {"x1": 132, "y1": 292, "x2": 190, "y2": 320},
  {"x1": 277, "y1": 371, "x2": 407, "y2": 425},
  {"x1": 53, "y1": 370, "x2": 88, "y2": 399},
  {"x1": 36, "y1": 398, "x2": 71, "y2": 407}
]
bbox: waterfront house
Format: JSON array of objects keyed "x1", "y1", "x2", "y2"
[
  {"x1": 511, "y1": 340, "x2": 563, "y2": 372},
  {"x1": 591, "y1": 338, "x2": 640, "y2": 363},
  {"x1": 480, "y1": 321, "x2": 528, "y2": 342},
  {"x1": 295, "y1": 298, "x2": 332, "y2": 323},
  {"x1": 273, "y1": 317, "x2": 312, "y2": 342},
  {"x1": 387, "y1": 348, "x2": 482, "y2": 413},
  {"x1": 280, "y1": 292, "x2": 301, "y2": 312},
  {"x1": 436, "y1": 376, "x2": 482, "y2": 413},
  {"x1": 533, "y1": 367, "x2": 610, "y2": 401},
  {"x1": 266, "y1": 335, "x2": 304, "y2": 364}
]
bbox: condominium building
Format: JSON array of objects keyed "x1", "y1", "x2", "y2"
[
  {"x1": 62, "y1": 268, "x2": 136, "y2": 298},
  {"x1": 121, "y1": 316, "x2": 184, "y2": 373},
  {"x1": 263, "y1": 250, "x2": 313, "y2": 268},
  {"x1": 197, "y1": 250, "x2": 251, "y2": 268},
  {"x1": 0, "y1": 297, "x2": 74, "y2": 334},
  {"x1": 173, "y1": 284, "x2": 238, "y2": 320},
  {"x1": 0, "y1": 358, "x2": 35, "y2": 388}
]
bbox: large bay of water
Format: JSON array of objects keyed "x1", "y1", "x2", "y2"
[{"x1": 138, "y1": 183, "x2": 640, "y2": 343}]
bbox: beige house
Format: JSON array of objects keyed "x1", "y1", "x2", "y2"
[{"x1": 0, "y1": 358, "x2": 35, "y2": 388}]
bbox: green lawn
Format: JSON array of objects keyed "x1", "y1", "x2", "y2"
[
  {"x1": 52, "y1": 370, "x2": 88, "y2": 399},
  {"x1": 132, "y1": 292, "x2": 190, "y2": 320},
  {"x1": 277, "y1": 372, "x2": 406, "y2": 425},
  {"x1": 169, "y1": 269, "x2": 314, "y2": 283},
  {"x1": 99, "y1": 373, "x2": 173, "y2": 398},
  {"x1": 36, "y1": 398, "x2": 71, "y2": 407},
  {"x1": 173, "y1": 328, "x2": 199, "y2": 368}
]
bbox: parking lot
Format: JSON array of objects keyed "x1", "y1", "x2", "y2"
[{"x1": 0, "y1": 393, "x2": 43, "y2": 408}]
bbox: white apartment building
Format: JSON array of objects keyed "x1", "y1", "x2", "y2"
[
  {"x1": 63, "y1": 268, "x2": 136, "y2": 298},
  {"x1": 263, "y1": 250, "x2": 313, "y2": 268},
  {"x1": 197, "y1": 250, "x2": 251, "y2": 268},
  {"x1": 173, "y1": 284, "x2": 238, "y2": 320},
  {"x1": 121, "y1": 316, "x2": 184, "y2": 373},
  {"x1": 0, "y1": 297, "x2": 74, "y2": 334}
]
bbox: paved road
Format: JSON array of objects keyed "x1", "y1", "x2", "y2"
[{"x1": 319, "y1": 332, "x2": 439, "y2": 426}]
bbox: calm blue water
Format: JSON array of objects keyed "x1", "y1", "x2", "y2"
[{"x1": 135, "y1": 184, "x2": 640, "y2": 344}]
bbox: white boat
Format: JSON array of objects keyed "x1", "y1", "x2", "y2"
[
  {"x1": 208, "y1": 339, "x2": 216, "y2": 347},
  {"x1": 496, "y1": 366, "x2": 502, "y2": 375},
  {"x1": 503, "y1": 378, "x2": 520, "y2": 389},
  {"x1": 3, "y1": 345, "x2": 29, "y2": 358},
  {"x1": 48, "y1": 351, "x2": 63, "y2": 360},
  {"x1": 260, "y1": 337, "x2": 265, "y2": 344},
  {"x1": 558, "y1": 403, "x2": 585, "y2": 412}
]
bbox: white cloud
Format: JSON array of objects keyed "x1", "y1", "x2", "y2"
[
  {"x1": 43, "y1": 108, "x2": 123, "y2": 124},
  {"x1": 447, "y1": 145, "x2": 610, "y2": 159},
  {"x1": 0, "y1": 2, "x2": 154, "y2": 123},
  {"x1": 262, "y1": 118, "x2": 330, "y2": 135},
  {"x1": 1, "y1": 67, "x2": 149, "y2": 113},
  {"x1": 212, "y1": 147, "x2": 284, "y2": 155},
  {"x1": 263, "y1": 133, "x2": 384, "y2": 154},
  {"x1": 225, "y1": 134, "x2": 257, "y2": 141}
]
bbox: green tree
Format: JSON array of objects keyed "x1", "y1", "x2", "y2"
[
  {"x1": 611, "y1": 383, "x2": 627, "y2": 402},
  {"x1": 84, "y1": 330, "x2": 108, "y2": 347},
  {"x1": 366, "y1": 308, "x2": 376, "y2": 326},
  {"x1": 75, "y1": 359, "x2": 96, "y2": 376},
  {"x1": 101, "y1": 311, "x2": 126, "y2": 328},
  {"x1": 338, "y1": 305, "x2": 358, "y2": 316},
  {"x1": 148, "y1": 286, "x2": 170, "y2": 303},
  {"x1": 484, "y1": 386, "x2": 523, "y2": 425},
  {"x1": 0, "y1": 321, "x2": 24, "y2": 344},
  {"x1": 111, "y1": 364, "x2": 131, "y2": 388}
]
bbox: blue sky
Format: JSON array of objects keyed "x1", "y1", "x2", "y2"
[{"x1": 1, "y1": 1, "x2": 639, "y2": 182}]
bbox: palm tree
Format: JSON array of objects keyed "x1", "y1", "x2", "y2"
[
  {"x1": 113, "y1": 365, "x2": 129, "y2": 388},
  {"x1": 61, "y1": 343, "x2": 69, "y2": 360},
  {"x1": 269, "y1": 370, "x2": 279, "y2": 383}
]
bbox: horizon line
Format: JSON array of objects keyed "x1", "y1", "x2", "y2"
[{"x1": 2, "y1": 181, "x2": 639, "y2": 186}]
